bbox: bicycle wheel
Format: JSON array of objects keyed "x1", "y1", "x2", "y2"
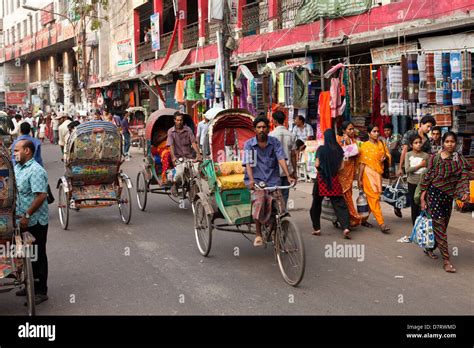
[
  {"x1": 58, "y1": 184, "x2": 69, "y2": 230},
  {"x1": 136, "y1": 171, "x2": 148, "y2": 211},
  {"x1": 24, "y1": 255, "x2": 36, "y2": 316},
  {"x1": 276, "y1": 217, "x2": 305, "y2": 287},
  {"x1": 194, "y1": 199, "x2": 212, "y2": 256},
  {"x1": 119, "y1": 179, "x2": 132, "y2": 224}
]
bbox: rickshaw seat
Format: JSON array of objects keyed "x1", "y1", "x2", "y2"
[{"x1": 217, "y1": 174, "x2": 246, "y2": 190}]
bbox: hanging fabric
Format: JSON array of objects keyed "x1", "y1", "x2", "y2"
[
  {"x1": 417, "y1": 53, "x2": 427, "y2": 104},
  {"x1": 461, "y1": 51, "x2": 472, "y2": 105},
  {"x1": 204, "y1": 71, "x2": 215, "y2": 100},
  {"x1": 318, "y1": 91, "x2": 332, "y2": 136},
  {"x1": 175, "y1": 80, "x2": 185, "y2": 103},
  {"x1": 426, "y1": 53, "x2": 436, "y2": 104},
  {"x1": 450, "y1": 51, "x2": 462, "y2": 105},
  {"x1": 342, "y1": 68, "x2": 351, "y2": 121},
  {"x1": 129, "y1": 90, "x2": 135, "y2": 107},
  {"x1": 407, "y1": 53, "x2": 419, "y2": 104},
  {"x1": 278, "y1": 72, "x2": 285, "y2": 104},
  {"x1": 401, "y1": 55, "x2": 409, "y2": 101},
  {"x1": 380, "y1": 65, "x2": 388, "y2": 112},
  {"x1": 434, "y1": 52, "x2": 443, "y2": 104},
  {"x1": 442, "y1": 52, "x2": 452, "y2": 106},
  {"x1": 293, "y1": 67, "x2": 309, "y2": 109},
  {"x1": 388, "y1": 65, "x2": 403, "y2": 116}
]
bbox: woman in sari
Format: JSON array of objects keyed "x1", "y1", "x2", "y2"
[
  {"x1": 358, "y1": 124, "x2": 391, "y2": 233},
  {"x1": 420, "y1": 132, "x2": 471, "y2": 273},
  {"x1": 337, "y1": 121, "x2": 361, "y2": 227},
  {"x1": 151, "y1": 132, "x2": 173, "y2": 183}
]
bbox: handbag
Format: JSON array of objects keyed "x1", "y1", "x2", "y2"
[
  {"x1": 409, "y1": 211, "x2": 435, "y2": 249},
  {"x1": 341, "y1": 138, "x2": 359, "y2": 158},
  {"x1": 382, "y1": 176, "x2": 410, "y2": 209}
]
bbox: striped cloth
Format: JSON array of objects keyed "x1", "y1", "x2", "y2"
[
  {"x1": 426, "y1": 53, "x2": 436, "y2": 104},
  {"x1": 461, "y1": 51, "x2": 472, "y2": 105},
  {"x1": 417, "y1": 54, "x2": 427, "y2": 104},
  {"x1": 407, "y1": 54, "x2": 419, "y2": 103},
  {"x1": 388, "y1": 65, "x2": 403, "y2": 116},
  {"x1": 450, "y1": 51, "x2": 462, "y2": 105},
  {"x1": 401, "y1": 55, "x2": 409, "y2": 101},
  {"x1": 434, "y1": 52, "x2": 443, "y2": 104},
  {"x1": 442, "y1": 53, "x2": 452, "y2": 105}
]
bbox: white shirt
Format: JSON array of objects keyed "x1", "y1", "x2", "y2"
[
  {"x1": 291, "y1": 123, "x2": 314, "y2": 142},
  {"x1": 58, "y1": 120, "x2": 72, "y2": 146},
  {"x1": 52, "y1": 119, "x2": 59, "y2": 130},
  {"x1": 196, "y1": 120, "x2": 210, "y2": 147},
  {"x1": 24, "y1": 117, "x2": 33, "y2": 128}
]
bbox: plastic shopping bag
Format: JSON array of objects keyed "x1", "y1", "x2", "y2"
[
  {"x1": 382, "y1": 177, "x2": 411, "y2": 209},
  {"x1": 409, "y1": 211, "x2": 435, "y2": 249}
]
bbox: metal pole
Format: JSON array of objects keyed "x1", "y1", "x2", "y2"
[{"x1": 222, "y1": 0, "x2": 232, "y2": 108}]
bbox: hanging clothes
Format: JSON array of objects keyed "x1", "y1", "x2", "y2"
[
  {"x1": 401, "y1": 55, "x2": 409, "y2": 101},
  {"x1": 278, "y1": 73, "x2": 285, "y2": 104},
  {"x1": 388, "y1": 65, "x2": 403, "y2": 116},
  {"x1": 342, "y1": 68, "x2": 351, "y2": 121},
  {"x1": 407, "y1": 53, "x2": 419, "y2": 103},
  {"x1": 426, "y1": 53, "x2": 436, "y2": 104},
  {"x1": 417, "y1": 53, "x2": 427, "y2": 104},
  {"x1": 185, "y1": 78, "x2": 202, "y2": 101},
  {"x1": 204, "y1": 71, "x2": 215, "y2": 100},
  {"x1": 380, "y1": 65, "x2": 388, "y2": 111},
  {"x1": 293, "y1": 67, "x2": 309, "y2": 109},
  {"x1": 330, "y1": 77, "x2": 341, "y2": 118},
  {"x1": 129, "y1": 90, "x2": 135, "y2": 107},
  {"x1": 175, "y1": 80, "x2": 185, "y2": 103},
  {"x1": 284, "y1": 71, "x2": 293, "y2": 107},
  {"x1": 434, "y1": 52, "x2": 443, "y2": 104},
  {"x1": 318, "y1": 91, "x2": 332, "y2": 136},
  {"x1": 442, "y1": 52, "x2": 452, "y2": 106},
  {"x1": 450, "y1": 51, "x2": 462, "y2": 105},
  {"x1": 360, "y1": 66, "x2": 371, "y2": 113},
  {"x1": 461, "y1": 51, "x2": 472, "y2": 105}
]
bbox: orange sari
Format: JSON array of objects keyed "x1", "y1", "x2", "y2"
[
  {"x1": 337, "y1": 135, "x2": 361, "y2": 226},
  {"x1": 359, "y1": 140, "x2": 391, "y2": 225}
]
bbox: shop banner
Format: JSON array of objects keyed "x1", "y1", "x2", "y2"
[
  {"x1": 371, "y1": 42, "x2": 418, "y2": 64},
  {"x1": 116, "y1": 39, "x2": 133, "y2": 67},
  {"x1": 5, "y1": 91, "x2": 27, "y2": 105},
  {"x1": 150, "y1": 13, "x2": 160, "y2": 52},
  {"x1": 296, "y1": 0, "x2": 372, "y2": 25}
]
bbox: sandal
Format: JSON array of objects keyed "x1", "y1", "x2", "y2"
[
  {"x1": 394, "y1": 207, "x2": 403, "y2": 218},
  {"x1": 361, "y1": 221, "x2": 374, "y2": 228},
  {"x1": 423, "y1": 250, "x2": 439, "y2": 260},
  {"x1": 343, "y1": 229, "x2": 351, "y2": 239},
  {"x1": 443, "y1": 262, "x2": 456, "y2": 273},
  {"x1": 253, "y1": 236, "x2": 264, "y2": 247},
  {"x1": 312, "y1": 230, "x2": 321, "y2": 236},
  {"x1": 380, "y1": 224, "x2": 391, "y2": 233}
]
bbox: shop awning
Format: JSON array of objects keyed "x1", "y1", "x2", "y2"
[
  {"x1": 88, "y1": 76, "x2": 122, "y2": 89},
  {"x1": 419, "y1": 33, "x2": 474, "y2": 52},
  {"x1": 155, "y1": 49, "x2": 192, "y2": 77}
]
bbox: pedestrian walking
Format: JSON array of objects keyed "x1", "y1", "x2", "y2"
[
  {"x1": 269, "y1": 110, "x2": 297, "y2": 209},
  {"x1": 13, "y1": 139, "x2": 49, "y2": 305},
  {"x1": 58, "y1": 114, "x2": 72, "y2": 155},
  {"x1": 404, "y1": 134, "x2": 429, "y2": 225},
  {"x1": 121, "y1": 112, "x2": 131, "y2": 161},
  {"x1": 420, "y1": 131, "x2": 471, "y2": 273},
  {"x1": 337, "y1": 121, "x2": 362, "y2": 227},
  {"x1": 358, "y1": 124, "x2": 392, "y2": 233},
  {"x1": 52, "y1": 114, "x2": 60, "y2": 144},
  {"x1": 38, "y1": 119, "x2": 46, "y2": 143},
  {"x1": 310, "y1": 128, "x2": 351, "y2": 239}
]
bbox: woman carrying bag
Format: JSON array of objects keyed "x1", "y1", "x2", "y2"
[
  {"x1": 310, "y1": 129, "x2": 351, "y2": 239},
  {"x1": 419, "y1": 132, "x2": 471, "y2": 273},
  {"x1": 358, "y1": 124, "x2": 392, "y2": 233}
]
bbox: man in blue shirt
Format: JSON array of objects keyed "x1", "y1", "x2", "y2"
[
  {"x1": 242, "y1": 116, "x2": 295, "y2": 246},
  {"x1": 11, "y1": 122, "x2": 43, "y2": 167},
  {"x1": 13, "y1": 139, "x2": 49, "y2": 305}
]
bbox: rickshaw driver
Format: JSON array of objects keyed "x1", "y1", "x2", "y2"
[
  {"x1": 243, "y1": 116, "x2": 296, "y2": 247},
  {"x1": 167, "y1": 112, "x2": 202, "y2": 190}
]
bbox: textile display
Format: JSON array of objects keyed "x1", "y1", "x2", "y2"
[
  {"x1": 278, "y1": 72, "x2": 285, "y2": 104},
  {"x1": 284, "y1": 71, "x2": 294, "y2": 107},
  {"x1": 388, "y1": 65, "x2": 403, "y2": 115},
  {"x1": 442, "y1": 52, "x2": 452, "y2": 106},
  {"x1": 401, "y1": 55, "x2": 409, "y2": 101},
  {"x1": 461, "y1": 51, "x2": 472, "y2": 105},
  {"x1": 417, "y1": 53, "x2": 427, "y2": 104},
  {"x1": 380, "y1": 65, "x2": 388, "y2": 108},
  {"x1": 318, "y1": 91, "x2": 332, "y2": 136},
  {"x1": 293, "y1": 68, "x2": 309, "y2": 109},
  {"x1": 434, "y1": 52, "x2": 443, "y2": 104},
  {"x1": 174, "y1": 80, "x2": 185, "y2": 103},
  {"x1": 342, "y1": 68, "x2": 351, "y2": 121},
  {"x1": 450, "y1": 51, "x2": 462, "y2": 105},
  {"x1": 426, "y1": 53, "x2": 436, "y2": 104},
  {"x1": 204, "y1": 72, "x2": 215, "y2": 100},
  {"x1": 407, "y1": 54, "x2": 419, "y2": 103}
]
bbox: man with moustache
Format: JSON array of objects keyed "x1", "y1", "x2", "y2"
[{"x1": 243, "y1": 116, "x2": 296, "y2": 247}]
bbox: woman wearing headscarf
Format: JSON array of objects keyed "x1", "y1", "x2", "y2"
[
  {"x1": 310, "y1": 129, "x2": 351, "y2": 239},
  {"x1": 337, "y1": 121, "x2": 362, "y2": 227},
  {"x1": 358, "y1": 124, "x2": 391, "y2": 233},
  {"x1": 420, "y1": 132, "x2": 471, "y2": 273}
]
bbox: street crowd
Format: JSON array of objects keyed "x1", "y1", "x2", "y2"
[{"x1": 1, "y1": 105, "x2": 471, "y2": 310}]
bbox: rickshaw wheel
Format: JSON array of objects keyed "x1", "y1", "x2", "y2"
[
  {"x1": 136, "y1": 171, "x2": 148, "y2": 211},
  {"x1": 58, "y1": 184, "x2": 69, "y2": 230},
  {"x1": 276, "y1": 217, "x2": 305, "y2": 287},
  {"x1": 194, "y1": 199, "x2": 212, "y2": 257},
  {"x1": 24, "y1": 255, "x2": 36, "y2": 316},
  {"x1": 119, "y1": 179, "x2": 132, "y2": 224}
]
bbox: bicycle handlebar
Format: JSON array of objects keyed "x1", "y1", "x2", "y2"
[{"x1": 253, "y1": 182, "x2": 296, "y2": 190}]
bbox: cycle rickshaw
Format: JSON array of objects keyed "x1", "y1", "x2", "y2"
[
  {"x1": 57, "y1": 121, "x2": 133, "y2": 229},
  {"x1": 192, "y1": 109, "x2": 305, "y2": 286},
  {"x1": 0, "y1": 147, "x2": 36, "y2": 315},
  {"x1": 0, "y1": 111, "x2": 14, "y2": 150},
  {"x1": 136, "y1": 108, "x2": 200, "y2": 211},
  {"x1": 126, "y1": 106, "x2": 148, "y2": 155}
]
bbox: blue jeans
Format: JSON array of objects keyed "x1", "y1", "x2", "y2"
[
  {"x1": 123, "y1": 133, "x2": 131, "y2": 156},
  {"x1": 280, "y1": 176, "x2": 290, "y2": 209}
]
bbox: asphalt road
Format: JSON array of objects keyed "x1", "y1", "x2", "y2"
[{"x1": 1, "y1": 142, "x2": 473, "y2": 315}]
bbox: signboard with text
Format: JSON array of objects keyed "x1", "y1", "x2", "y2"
[
  {"x1": 5, "y1": 91, "x2": 27, "y2": 105},
  {"x1": 150, "y1": 13, "x2": 160, "y2": 52},
  {"x1": 116, "y1": 39, "x2": 133, "y2": 66}
]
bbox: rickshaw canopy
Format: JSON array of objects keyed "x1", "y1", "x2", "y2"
[{"x1": 145, "y1": 108, "x2": 195, "y2": 141}]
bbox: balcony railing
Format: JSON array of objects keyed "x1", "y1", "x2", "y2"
[
  {"x1": 259, "y1": 1, "x2": 269, "y2": 33},
  {"x1": 242, "y1": 2, "x2": 260, "y2": 37},
  {"x1": 158, "y1": 31, "x2": 178, "y2": 58},
  {"x1": 280, "y1": 0, "x2": 303, "y2": 29},
  {"x1": 207, "y1": 21, "x2": 224, "y2": 44},
  {"x1": 137, "y1": 41, "x2": 155, "y2": 62},
  {"x1": 183, "y1": 22, "x2": 199, "y2": 49}
]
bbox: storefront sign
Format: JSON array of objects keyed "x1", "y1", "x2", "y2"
[
  {"x1": 41, "y1": 3, "x2": 55, "y2": 26},
  {"x1": 116, "y1": 39, "x2": 133, "y2": 67},
  {"x1": 5, "y1": 91, "x2": 27, "y2": 105},
  {"x1": 285, "y1": 56, "x2": 314, "y2": 71},
  {"x1": 371, "y1": 42, "x2": 418, "y2": 64},
  {"x1": 150, "y1": 13, "x2": 160, "y2": 52}
]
